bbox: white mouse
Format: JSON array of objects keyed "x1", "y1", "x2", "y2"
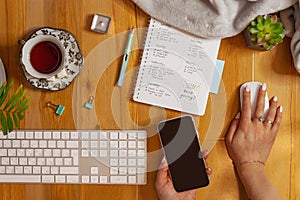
[{"x1": 240, "y1": 82, "x2": 269, "y2": 119}]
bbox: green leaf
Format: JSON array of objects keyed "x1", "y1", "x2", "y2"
[
  {"x1": 12, "y1": 112, "x2": 19, "y2": 129},
  {"x1": 250, "y1": 21, "x2": 257, "y2": 27},
  {"x1": 6, "y1": 112, "x2": 13, "y2": 132},
  {"x1": 8, "y1": 89, "x2": 27, "y2": 112},
  {"x1": 17, "y1": 113, "x2": 24, "y2": 120},
  {"x1": 256, "y1": 23, "x2": 264, "y2": 31},
  {"x1": 0, "y1": 81, "x2": 7, "y2": 98},
  {"x1": 257, "y1": 16, "x2": 264, "y2": 25},
  {"x1": 0, "y1": 82, "x2": 30, "y2": 136},
  {"x1": 257, "y1": 32, "x2": 264, "y2": 38},
  {"x1": 14, "y1": 96, "x2": 30, "y2": 112},
  {"x1": 0, "y1": 111, "x2": 7, "y2": 135},
  {"x1": 249, "y1": 27, "x2": 259, "y2": 34},
  {"x1": 3, "y1": 84, "x2": 22, "y2": 111},
  {"x1": 0, "y1": 81, "x2": 13, "y2": 106},
  {"x1": 16, "y1": 104, "x2": 30, "y2": 113},
  {"x1": 264, "y1": 17, "x2": 271, "y2": 26}
]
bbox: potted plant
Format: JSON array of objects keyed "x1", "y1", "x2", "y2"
[
  {"x1": 244, "y1": 14, "x2": 285, "y2": 50},
  {"x1": 0, "y1": 81, "x2": 30, "y2": 135}
]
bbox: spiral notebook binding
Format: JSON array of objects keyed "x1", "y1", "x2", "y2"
[{"x1": 133, "y1": 17, "x2": 156, "y2": 100}]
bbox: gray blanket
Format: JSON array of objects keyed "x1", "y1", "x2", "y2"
[
  {"x1": 132, "y1": 0, "x2": 300, "y2": 72},
  {"x1": 132, "y1": 0, "x2": 297, "y2": 39}
]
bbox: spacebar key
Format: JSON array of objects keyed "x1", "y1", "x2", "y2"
[{"x1": 0, "y1": 175, "x2": 41, "y2": 183}]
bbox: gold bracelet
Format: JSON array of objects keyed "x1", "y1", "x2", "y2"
[{"x1": 237, "y1": 160, "x2": 265, "y2": 166}]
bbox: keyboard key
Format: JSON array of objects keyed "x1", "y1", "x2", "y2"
[
  {"x1": 43, "y1": 132, "x2": 51, "y2": 139},
  {"x1": 35, "y1": 132, "x2": 43, "y2": 139},
  {"x1": 110, "y1": 176, "x2": 127, "y2": 184},
  {"x1": 0, "y1": 175, "x2": 40, "y2": 183},
  {"x1": 66, "y1": 141, "x2": 78, "y2": 148},
  {"x1": 25, "y1": 132, "x2": 33, "y2": 139},
  {"x1": 55, "y1": 175, "x2": 66, "y2": 183},
  {"x1": 71, "y1": 132, "x2": 79, "y2": 139},
  {"x1": 128, "y1": 176, "x2": 137, "y2": 184},
  {"x1": 90, "y1": 167, "x2": 99, "y2": 175},
  {"x1": 42, "y1": 175, "x2": 54, "y2": 183},
  {"x1": 91, "y1": 176, "x2": 98, "y2": 183},
  {"x1": 110, "y1": 132, "x2": 118, "y2": 139},
  {"x1": 67, "y1": 175, "x2": 79, "y2": 183},
  {"x1": 12, "y1": 140, "x2": 20, "y2": 148},
  {"x1": 60, "y1": 167, "x2": 79, "y2": 175},
  {"x1": 82, "y1": 176, "x2": 89, "y2": 183},
  {"x1": 100, "y1": 176, "x2": 108, "y2": 183},
  {"x1": 99, "y1": 132, "x2": 107, "y2": 139},
  {"x1": 28, "y1": 158, "x2": 36, "y2": 165}
]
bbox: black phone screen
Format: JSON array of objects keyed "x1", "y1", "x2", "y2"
[{"x1": 157, "y1": 115, "x2": 209, "y2": 192}]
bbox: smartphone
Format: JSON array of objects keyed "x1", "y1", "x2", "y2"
[{"x1": 157, "y1": 115, "x2": 210, "y2": 192}]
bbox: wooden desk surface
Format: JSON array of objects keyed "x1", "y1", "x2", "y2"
[{"x1": 0, "y1": 0, "x2": 299, "y2": 199}]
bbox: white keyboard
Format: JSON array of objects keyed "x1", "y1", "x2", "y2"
[{"x1": 0, "y1": 130, "x2": 147, "y2": 184}]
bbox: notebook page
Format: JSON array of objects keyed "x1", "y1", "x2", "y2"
[{"x1": 133, "y1": 18, "x2": 220, "y2": 115}]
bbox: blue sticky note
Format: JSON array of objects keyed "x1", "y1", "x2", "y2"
[{"x1": 210, "y1": 60, "x2": 225, "y2": 94}]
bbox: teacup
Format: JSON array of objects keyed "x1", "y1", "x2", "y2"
[{"x1": 21, "y1": 35, "x2": 66, "y2": 79}]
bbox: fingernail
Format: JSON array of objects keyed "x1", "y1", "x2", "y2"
[
  {"x1": 235, "y1": 112, "x2": 241, "y2": 119},
  {"x1": 273, "y1": 96, "x2": 278, "y2": 102},
  {"x1": 206, "y1": 167, "x2": 212, "y2": 174},
  {"x1": 160, "y1": 156, "x2": 166, "y2": 164},
  {"x1": 245, "y1": 85, "x2": 250, "y2": 92},
  {"x1": 203, "y1": 150, "x2": 209, "y2": 157},
  {"x1": 262, "y1": 83, "x2": 267, "y2": 91},
  {"x1": 279, "y1": 106, "x2": 283, "y2": 113}
]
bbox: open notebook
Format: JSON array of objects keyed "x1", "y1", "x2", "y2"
[{"x1": 133, "y1": 18, "x2": 221, "y2": 115}]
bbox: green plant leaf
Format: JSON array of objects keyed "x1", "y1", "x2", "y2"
[
  {"x1": 250, "y1": 21, "x2": 257, "y2": 27},
  {"x1": 8, "y1": 89, "x2": 27, "y2": 112},
  {"x1": 257, "y1": 32, "x2": 264, "y2": 38},
  {"x1": 17, "y1": 113, "x2": 24, "y2": 120},
  {"x1": 6, "y1": 112, "x2": 13, "y2": 133},
  {"x1": 257, "y1": 16, "x2": 264, "y2": 25},
  {"x1": 0, "y1": 81, "x2": 7, "y2": 98},
  {"x1": 257, "y1": 23, "x2": 264, "y2": 31},
  {"x1": 3, "y1": 84, "x2": 23, "y2": 111},
  {"x1": 249, "y1": 27, "x2": 259, "y2": 34},
  {"x1": 12, "y1": 112, "x2": 19, "y2": 129},
  {"x1": 0, "y1": 81, "x2": 13, "y2": 106},
  {"x1": 16, "y1": 104, "x2": 30, "y2": 113},
  {"x1": 14, "y1": 96, "x2": 30, "y2": 112},
  {"x1": 0, "y1": 110, "x2": 7, "y2": 135},
  {"x1": 0, "y1": 81, "x2": 30, "y2": 135},
  {"x1": 264, "y1": 17, "x2": 271, "y2": 26}
]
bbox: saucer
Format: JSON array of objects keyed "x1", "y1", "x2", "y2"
[{"x1": 19, "y1": 27, "x2": 84, "y2": 91}]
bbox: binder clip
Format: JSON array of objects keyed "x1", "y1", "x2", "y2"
[
  {"x1": 47, "y1": 102, "x2": 65, "y2": 116},
  {"x1": 84, "y1": 96, "x2": 94, "y2": 109}
]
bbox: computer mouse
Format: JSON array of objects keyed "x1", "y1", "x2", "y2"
[{"x1": 240, "y1": 82, "x2": 269, "y2": 119}]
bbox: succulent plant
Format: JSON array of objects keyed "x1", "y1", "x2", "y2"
[
  {"x1": 247, "y1": 15, "x2": 285, "y2": 50},
  {"x1": 0, "y1": 81, "x2": 30, "y2": 135}
]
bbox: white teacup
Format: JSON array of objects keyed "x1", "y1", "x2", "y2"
[{"x1": 21, "y1": 35, "x2": 66, "y2": 79}]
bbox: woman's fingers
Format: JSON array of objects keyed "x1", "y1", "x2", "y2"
[
  {"x1": 264, "y1": 96, "x2": 278, "y2": 128},
  {"x1": 254, "y1": 83, "x2": 267, "y2": 121},
  {"x1": 225, "y1": 112, "x2": 240, "y2": 144},
  {"x1": 241, "y1": 86, "x2": 252, "y2": 121},
  {"x1": 271, "y1": 106, "x2": 283, "y2": 134}
]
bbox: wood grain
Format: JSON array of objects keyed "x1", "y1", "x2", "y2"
[{"x1": 0, "y1": 0, "x2": 299, "y2": 199}]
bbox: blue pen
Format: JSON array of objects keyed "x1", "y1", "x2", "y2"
[{"x1": 117, "y1": 27, "x2": 135, "y2": 87}]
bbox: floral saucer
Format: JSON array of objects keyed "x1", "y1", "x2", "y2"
[{"x1": 19, "y1": 27, "x2": 84, "y2": 91}]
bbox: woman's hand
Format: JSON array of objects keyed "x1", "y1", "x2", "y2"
[
  {"x1": 155, "y1": 150, "x2": 212, "y2": 200},
  {"x1": 225, "y1": 83, "x2": 283, "y2": 166}
]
